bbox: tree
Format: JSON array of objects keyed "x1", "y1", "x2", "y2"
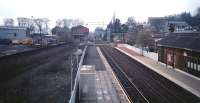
[
  {"x1": 136, "y1": 29, "x2": 152, "y2": 55},
  {"x1": 95, "y1": 27, "x2": 105, "y2": 39},
  {"x1": 52, "y1": 19, "x2": 71, "y2": 42},
  {"x1": 62, "y1": 19, "x2": 72, "y2": 28},
  {"x1": 26, "y1": 25, "x2": 35, "y2": 36},
  {"x1": 71, "y1": 19, "x2": 84, "y2": 27},
  {"x1": 113, "y1": 18, "x2": 121, "y2": 33},
  {"x1": 121, "y1": 24, "x2": 128, "y2": 33},
  {"x1": 168, "y1": 23, "x2": 175, "y2": 33},
  {"x1": 51, "y1": 26, "x2": 61, "y2": 35},
  {"x1": 32, "y1": 18, "x2": 49, "y2": 34},
  {"x1": 34, "y1": 19, "x2": 43, "y2": 34},
  {"x1": 33, "y1": 18, "x2": 50, "y2": 44},
  {"x1": 165, "y1": 7, "x2": 200, "y2": 31},
  {"x1": 56, "y1": 19, "x2": 63, "y2": 27},
  {"x1": 121, "y1": 24, "x2": 128, "y2": 42},
  {"x1": 43, "y1": 18, "x2": 50, "y2": 33},
  {"x1": 126, "y1": 17, "x2": 136, "y2": 32},
  {"x1": 3, "y1": 18, "x2": 14, "y2": 26}
]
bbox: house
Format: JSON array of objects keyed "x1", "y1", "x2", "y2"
[
  {"x1": 71, "y1": 25, "x2": 89, "y2": 42},
  {"x1": 0, "y1": 26, "x2": 28, "y2": 44},
  {"x1": 148, "y1": 17, "x2": 194, "y2": 33},
  {"x1": 167, "y1": 21, "x2": 193, "y2": 32},
  {"x1": 148, "y1": 17, "x2": 168, "y2": 33},
  {"x1": 157, "y1": 32, "x2": 200, "y2": 77}
]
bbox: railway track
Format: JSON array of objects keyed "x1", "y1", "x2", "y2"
[
  {"x1": 100, "y1": 45, "x2": 200, "y2": 103},
  {"x1": 0, "y1": 43, "x2": 73, "y2": 84}
]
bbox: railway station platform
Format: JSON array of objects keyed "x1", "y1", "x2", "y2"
[
  {"x1": 79, "y1": 46, "x2": 130, "y2": 103},
  {"x1": 115, "y1": 44, "x2": 200, "y2": 98}
]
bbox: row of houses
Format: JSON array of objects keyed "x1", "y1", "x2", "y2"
[{"x1": 148, "y1": 17, "x2": 194, "y2": 33}]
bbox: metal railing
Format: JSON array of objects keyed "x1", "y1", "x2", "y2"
[{"x1": 69, "y1": 45, "x2": 87, "y2": 103}]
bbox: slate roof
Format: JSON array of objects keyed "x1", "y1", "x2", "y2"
[{"x1": 157, "y1": 32, "x2": 200, "y2": 52}]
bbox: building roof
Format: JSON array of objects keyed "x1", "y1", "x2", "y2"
[
  {"x1": 0, "y1": 26, "x2": 26, "y2": 30},
  {"x1": 71, "y1": 25, "x2": 87, "y2": 30},
  {"x1": 71, "y1": 25, "x2": 89, "y2": 36},
  {"x1": 158, "y1": 32, "x2": 200, "y2": 52},
  {"x1": 168, "y1": 21, "x2": 188, "y2": 25}
]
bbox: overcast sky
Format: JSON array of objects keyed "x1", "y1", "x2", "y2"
[{"x1": 0, "y1": 0, "x2": 200, "y2": 30}]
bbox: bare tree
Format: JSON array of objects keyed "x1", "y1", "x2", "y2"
[
  {"x1": 26, "y1": 25, "x2": 35, "y2": 36},
  {"x1": 34, "y1": 19, "x2": 43, "y2": 34},
  {"x1": 52, "y1": 19, "x2": 71, "y2": 42},
  {"x1": 17, "y1": 17, "x2": 36, "y2": 36},
  {"x1": 33, "y1": 19, "x2": 45, "y2": 44},
  {"x1": 71, "y1": 19, "x2": 84, "y2": 27},
  {"x1": 56, "y1": 19, "x2": 63, "y2": 27},
  {"x1": 136, "y1": 29, "x2": 152, "y2": 55},
  {"x1": 3, "y1": 18, "x2": 14, "y2": 26},
  {"x1": 43, "y1": 18, "x2": 50, "y2": 33},
  {"x1": 62, "y1": 19, "x2": 72, "y2": 28},
  {"x1": 126, "y1": 17, "x2": 137, "y2": 32},
  {"x1": 95, "y1": 27, "x2": 105, "y2": 39}
]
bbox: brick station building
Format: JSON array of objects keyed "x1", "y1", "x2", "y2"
[
  {"x1": 157, "y1": 32, "x2": 200, "y2": 77},
  {"x1": 71, "y1": 25, "x2": 89, "y2": 42}
]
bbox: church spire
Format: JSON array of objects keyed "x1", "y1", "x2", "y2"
[{"x1": 112, "y1": 11, "x2": 116, "y2": 24}]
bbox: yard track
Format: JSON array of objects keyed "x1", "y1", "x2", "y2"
[{"x1": 0, "y1": 43, "x2": 72, "y2": 84}]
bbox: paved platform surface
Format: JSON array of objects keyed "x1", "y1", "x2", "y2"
[
  {"x1": 116, "y1": 45, "x2": 200, "y2": 98},
  {"x1": 80, "y1": 46, "x2": 129, "y2": 103},
  {"x1": 83, "y1": 45, "x2": 106, "y2": 71}
]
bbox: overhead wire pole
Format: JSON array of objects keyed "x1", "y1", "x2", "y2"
[
  {"x1": 70, "y1": 55, "x2": 73, "y2": 96},
  {"x1": 85, "y1": 22, "x2": 105, "y2": 26},
  {"x1": 85, "y1": 22, "x2": 105, "y2": 31}
]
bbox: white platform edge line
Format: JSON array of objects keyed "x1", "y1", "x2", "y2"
[
  {"x1": 115, "y1": 47, "x2": 200, "y2": 98},
  {"x1": 122, "y1": 44, "x2": 200, "y2": 81}
]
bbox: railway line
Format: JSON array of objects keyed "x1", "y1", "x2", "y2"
[
  {"x1": 0, "y1": 43, "x2": 80, "y2": 103},
  {"x1": 100, "y1": 45, "x2": 200, "y2": 103},
  {"x1": 0, "y1": 43, "x2": 73, "y2": 84}
]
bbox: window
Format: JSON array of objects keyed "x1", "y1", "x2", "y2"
[
  {"x1": 190, "y1": 62, "x2": 193, "y2": 69},
  {"x1": 194, "y1": 63, "x2": 197, "y2": 70},
  {"x1": 167, "y1": 54, "x2": 172, "y2": 62},
  {"x1": 14, "y1": 33, "x2": 17, "y2": 37},
  {"x1": 187, "y1": 62, "x2": 190, "y2": 68}
]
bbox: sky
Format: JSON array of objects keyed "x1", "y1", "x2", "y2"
[{"x1": 0, "y1": 0, "x2": 200, "y2": 31}]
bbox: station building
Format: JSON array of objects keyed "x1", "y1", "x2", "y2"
[
  {"x1": 71, "y1": 25, "x2": 89, "y2": 42},
  {"x1": 157, "y1": 32, "x2": 200, "y2": 77}
]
